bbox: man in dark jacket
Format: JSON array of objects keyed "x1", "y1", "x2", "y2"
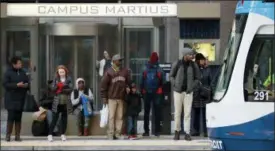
[
  {"x1": 3, "y1": 56, "x2": 29, "y2": 142},
  {"x1": 101, "y1": 54, "x2": 131, "y2": 140},
  {"x1": 140, "y1": 52, "x2": 165, "y2": 137},
  {"x1": 170, "y1": 48, "x2": 201, "y2": 141}
]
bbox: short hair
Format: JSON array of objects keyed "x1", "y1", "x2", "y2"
[{"x1": 10, "y1": 56, "x2": 22, "y2": 65}]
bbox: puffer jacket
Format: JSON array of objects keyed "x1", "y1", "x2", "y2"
[{"x1": 193, "y1": 66, "x2": 212, "y2": 108}]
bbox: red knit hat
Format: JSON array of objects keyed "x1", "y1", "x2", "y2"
[{"x1": 150, "y1": 52, "x2": 159, "y2": 64}]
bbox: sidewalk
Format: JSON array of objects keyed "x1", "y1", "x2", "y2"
[{"x1": 1, "y1": 136, "x2": 211, "y2": 150}]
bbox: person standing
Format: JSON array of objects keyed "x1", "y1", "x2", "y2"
[
  {"x1": 71, "y1": 78, "x2": 94, "y2": 136},
  {"x1": 47, "y1": 65, "x2": 73, "y2": 142},
  {"x1": 141, "y1": 52, "x2": 165, "y2": 137},
  {"x1": 126, "y1": 82, "x2": 142, "y2": 140},
  {"x1": 170, "y1": 48, "x2": 201, "y2": 141},
  {"x1": 192, "y1": 53, "x2": 211, "y2": 137},
  {"x1": 3, "y1": 56, "x2": 29, "y2": 142},
  {"x1": 101, "y1": 54, "x2": 131, "y2": 140}
]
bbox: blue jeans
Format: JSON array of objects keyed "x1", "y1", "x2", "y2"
[{"x1": 127, "y1": 116, "x2": 137, "y2": 135}]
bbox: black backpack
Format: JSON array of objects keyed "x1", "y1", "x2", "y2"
[{"x1": 31, "y1": 120, "x2": 48, "y2": 136}]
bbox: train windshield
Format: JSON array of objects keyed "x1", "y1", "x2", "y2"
[{"x1": 214, "y1": 14, "x2": 248, "y2": 100}]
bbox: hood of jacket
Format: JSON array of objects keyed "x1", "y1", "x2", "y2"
[{"x1": 75, "y1": 78, "x2": 85, "y2": 89}]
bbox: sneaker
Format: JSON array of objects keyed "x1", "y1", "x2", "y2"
[
  {"x1": 61, "y1": 135, "x2": 66, "y2": 141},
  {"x1": 184, "y1": 134, "x2": 192, "y2": 141},
  {"x1": 128, "y1": 135, "x2": 138, "y2": 140},
  {"x1": 47, "y1": 135, "x2": 53, "y2": 142}
]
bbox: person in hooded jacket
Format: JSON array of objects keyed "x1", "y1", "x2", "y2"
[
  {"x1": 140, "y1": 52, "x2": 165, "y2": 137},
  {"x1": 3, "y1": 56, "x2": 29, "y2": 142},
  {"x1": 125, "y1": 82, "x2": 142, "y2": 140},
  {"x1": 71, "y1": 78, "x2": 94, "y2": 136},
  {"x1": 192, "y1": 53, "x2": 211, "y2": 137}
]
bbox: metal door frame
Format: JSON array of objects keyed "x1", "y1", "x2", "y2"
[{"x1": 2, "y1": 26, "x2": 39, "y2": 101}]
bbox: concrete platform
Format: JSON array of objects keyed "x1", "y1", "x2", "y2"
[{"x1": 0, "y1": 136, "x2": 211, "y2": 150}]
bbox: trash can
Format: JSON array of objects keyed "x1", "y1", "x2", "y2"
[{"x1": 151, "y1": 63, "x2": 172, "y2": 135}]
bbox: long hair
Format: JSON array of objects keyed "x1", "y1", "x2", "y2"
[{"x1": 55, "y1": 65, "x2": 69, "y2": 78}]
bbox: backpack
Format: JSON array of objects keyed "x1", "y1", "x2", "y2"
[
  {"x1": 73, "y1": 88, "x2": 94, "y2": 111},
  {"x1": 143, "y1": 66, "x2": 162, "y2": 92},
  {"x1": 174, "y1": 60, "x2": 198, "y2": 80},
  {"x1": 31, "y1": 120, "x2": 48, "y2": 136}
]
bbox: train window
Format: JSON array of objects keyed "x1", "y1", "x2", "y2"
[
  {"x1": 214, "y1": 14, "x2": 248, "y2": 101},
  {"x1": 243, "y1": 35, "x2": 274, "y2": 102}
]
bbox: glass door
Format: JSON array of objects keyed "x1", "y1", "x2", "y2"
[
  {"x1": 51, "y1": 36, "x2": 96, "y2": 106},
  {"x1": 124, "y1": 28, "x2": 154, "y2": 88},
  {"x1": 2, "y1": 27, "x2": 39, "y2": 103}
]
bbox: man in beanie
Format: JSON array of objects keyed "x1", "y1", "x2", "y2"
[
  {"x1": 140, "y1": 52, "x2": 165, "y2": 137},
  {"x1": 170, "y1": 48, "x2": 201, "y2": 141},
  {"x1": 101, "y1": 54, "x2": 131, "y2": 140}
]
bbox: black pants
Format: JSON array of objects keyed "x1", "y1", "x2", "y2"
[
  {"x1": 144, "y1": 93, "x2": 162, "y2": 134},
  {"x1": 193, "y1": 107, "x2": 207, "y2": 135},
  {"x1": 48, "y1": 105, "x2": 68, "y2": 135},
  {"x1": 7, "y1": 110, "x2": 23, "y2": 123}
]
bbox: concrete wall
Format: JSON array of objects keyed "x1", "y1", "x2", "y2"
[{"x1": 165, "y1": 1, "x2": 236, "y2": 64}]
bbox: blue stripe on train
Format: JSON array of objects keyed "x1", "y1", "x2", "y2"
[
  {"x1": 208, "y1": 112, "x2": 274, "y2": 151},
  {"x1": 236, "y1": 1, "x2": 274, "y2": 20}
]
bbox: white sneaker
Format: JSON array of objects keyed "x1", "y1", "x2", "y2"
[
  {"x1": 61, "y1": 135, "x2": 66, "y2": 141},
  {"x1": 47, "y1": 135, "x2": 53, "y2": 142}
]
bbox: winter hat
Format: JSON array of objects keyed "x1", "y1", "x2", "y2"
[
  {"x1": 181, "y1": 47, "x2": 196, "y2": 56},
  {"x1": 150, "y1": 52, "x2": 159, "y2": 64},
  {"x1": 195, "y1": 53, "x2": 206, "y2": 61}
]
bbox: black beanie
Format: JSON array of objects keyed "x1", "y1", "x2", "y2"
[{"x1": 195, "y1": 53, "x2": 206, "y2": 61}]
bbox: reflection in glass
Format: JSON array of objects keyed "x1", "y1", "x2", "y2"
[
  {"x1": 6, "y1": 31, "x2": 31, "y2": 73},
  {"x1": 77, "y1": 37, "x2": 94, "y2": 89},
  {"x1": 53, "y1": 37, "x2": 74, "y2": 81},
  {"x1": 126, "y1": 29, "x2": 153, "y2": 88}
]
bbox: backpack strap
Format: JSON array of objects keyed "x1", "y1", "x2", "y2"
[
  {"x1": 174, "y1": 60, "x2": 181, "y2": 76},
  {"x1": 190, "y1": 62, "x2": 198, "y2": 80},
  {"x1": 73, "y1": 89, "x2": 78, "y2": 99}
]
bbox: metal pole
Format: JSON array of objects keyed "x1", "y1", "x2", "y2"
[{"x1": 118, "y1": 0, "x2": 122, "y2": 55}]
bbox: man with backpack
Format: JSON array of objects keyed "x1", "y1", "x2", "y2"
[
  {"x1": 140, "y1": 52, "x2": 165, "y2": 137},
  {"x1": 170, "y1": 48, "x2": 201, "y2": 141}
]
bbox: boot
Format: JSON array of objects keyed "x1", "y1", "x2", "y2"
[
  {"x1": 78, "y1": 127, "x2": 83, "y2": 136},
  {"x1": 14, "y1": 122, "x2": 22, "y2": 142},
  {"x1": 173, "y1": 131, "x2": 180, "y2": 140},
  {"x1": 84, "y1": 127, "x2": 89, "y2": 136},
  {"x1": 5, "y1": 122, "x2": 13, "y2": 142}
]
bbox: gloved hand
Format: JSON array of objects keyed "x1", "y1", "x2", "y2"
[{"x1": 57, "y1": 82, "x2": 64, "y2": 88}]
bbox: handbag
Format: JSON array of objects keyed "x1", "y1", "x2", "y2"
[
  {"x1": 200, "y1": 86, "x2": 211, "y2": 100},
  {"x1": 24, "y1": 91, "x2": 39, "y2": 112}
]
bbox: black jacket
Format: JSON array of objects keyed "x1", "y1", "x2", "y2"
[
  {"x1": 3, "y1": 67, "x2": 29, "y2": 111},
  {"x1": 193, "y1": 66, "x2": 212, "y2": 108},
  {"x1": 126, "y1": 92, "x2": 142, "y2": 116}
]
